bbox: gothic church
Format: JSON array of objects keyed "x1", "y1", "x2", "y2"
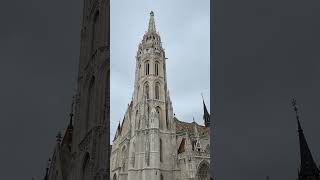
[
  {"x1": 44, "y1": 0, "x2": 110, "y2": 179},
  {"x1": 110, "y1": 12, "x2": 211, "y2": 180}
]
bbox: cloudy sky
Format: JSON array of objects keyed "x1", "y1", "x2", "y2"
[
  {"x1": 214, "y1": 0, "x2": 320, "y2": 179},
  {"x1": 0, "y1": 0, "x2": 82, "y2": 179},
  {"x1": 110, "y1": 0, "x2": 210, "y2": 140}
]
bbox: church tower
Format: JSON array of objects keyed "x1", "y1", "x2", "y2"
[
  {"x1": 68, "y1": 0, "x2": 110, "y2": 180},
  {"x1": 292, "y1": 99, "x2": 320, "y2": 180},
  {"x1": 126, "y1": 11, "x2": 177, "y2": 180}
]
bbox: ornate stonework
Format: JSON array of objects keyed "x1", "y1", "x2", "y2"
[
  {"x1": 110, "y1": 11, "x2": 210, "y2": 180},
  {"x1": 44, "y1": 0, "x2": 110, "y2": 180}
]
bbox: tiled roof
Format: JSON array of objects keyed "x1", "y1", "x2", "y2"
[{"x1": 175, "y1": 117, "x2": 209, "y2": 135}]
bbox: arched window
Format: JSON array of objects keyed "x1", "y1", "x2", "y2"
[
  {"x1": 197, "y1": 161, "x2": 210, "y2": 180},
  {"x1": 160, "y1": 174, "x2": 164, "y2": 180},
  {"x1": 155, "y1": 82, "x2": 160, "y2": 100},
  {"x1": 144, "y1": 83, "x2": 149, "y2": 99},
  {"x1": 91, "y1": 11, "x2": 99, "y2": 53},
  {"x1": 145, "y1": 61, "x2": 150, "y2": 75},
  {"x1": 155, "y1": 61, "x2": 159, "y2": 76},
  {"x1": 160, "y1": 138, "x2": 163, "y2": 162},
  {"x1": 113, "y1": 174, "x2": 117, "y2": 180}
]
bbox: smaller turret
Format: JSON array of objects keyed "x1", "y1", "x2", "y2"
[{"x1": 202, "y1": 94, "x2": 210, "y2": 127}]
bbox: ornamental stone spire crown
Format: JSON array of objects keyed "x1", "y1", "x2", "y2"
[{"x1": 148, "y1": 11, "x2": 156, "y2": 32}]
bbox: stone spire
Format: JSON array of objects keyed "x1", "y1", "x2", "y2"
[
  {"x1": 292, "y1": 98, "x2": 320, "y2": 180},
  {"x1": 148, "y1": 11, "x2": 156, "y2": 32},
  {"x1": 202, "y1": 94, "x2": 210, "y2": 127}
]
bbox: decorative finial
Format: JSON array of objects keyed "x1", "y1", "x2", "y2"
[
  {"x1": 292, "y1": 98, "x2": 298, "y2": 113},
  {"x1": 148, "y1": 11, "x2": 156, "y2": 32},
  {"x1": 201, "y1": 92, "x2": 204, "y2": 101},
  {"x1": 291, "y1": 98, "x2": 300, "y2": 120}
]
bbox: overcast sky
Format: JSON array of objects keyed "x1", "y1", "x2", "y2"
[
  {"x1": 0, "y1": 0, "x2": 82, "y2": 179},
  {"x1": 110, "y1": 0, "x2": 210, "y2": 141},
  {"x1": 214, "y1": 0, "x2": 320, "y2": 179}
]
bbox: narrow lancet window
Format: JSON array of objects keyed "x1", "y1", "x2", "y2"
[
  {"x1": 145, "y1": 62, "x2": 150, "y2": 75},
  {"x1": 155, "y1": 83, "x2": 160, "y2": 100},
  {"x1": 155, "y1": 61, "x2": 159, "y2": 76}
]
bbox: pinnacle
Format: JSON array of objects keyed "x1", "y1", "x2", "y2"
[{"x1": 148, "y1": 11, "x2": 156, "y2": 32}]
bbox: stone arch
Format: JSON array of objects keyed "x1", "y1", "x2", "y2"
[{"x1": 197, "y1": 160, "x2": 210, "y2": 180}]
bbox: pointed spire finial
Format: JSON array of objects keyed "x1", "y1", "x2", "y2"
[
  {"x1": 148, "y1": 11, "x2": 156, "y2": 32},
  {"x1": 202, "y1": 93, "x2": 210, "y2": 127},
  {"x1": 292, "y1": 98, "x2": 302, "y2": 131}
]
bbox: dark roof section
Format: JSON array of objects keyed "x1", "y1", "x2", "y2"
[
  {"x1": 292, "y1": 98, "x2": 320, "y2": 179},
  {"x1": 203, "y1": 99, "x2": 210, "y2": 127},
  {"x1": 297, "y1": 119, "x2": 320, "y2": 179}
]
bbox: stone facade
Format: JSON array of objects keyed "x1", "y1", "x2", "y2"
[
  {"x1": 110, "y1": 11, "x2": 210, "y2": 180},
  {"x1": 44, "y1": 0, "x2": 110, "y2": 180}
]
